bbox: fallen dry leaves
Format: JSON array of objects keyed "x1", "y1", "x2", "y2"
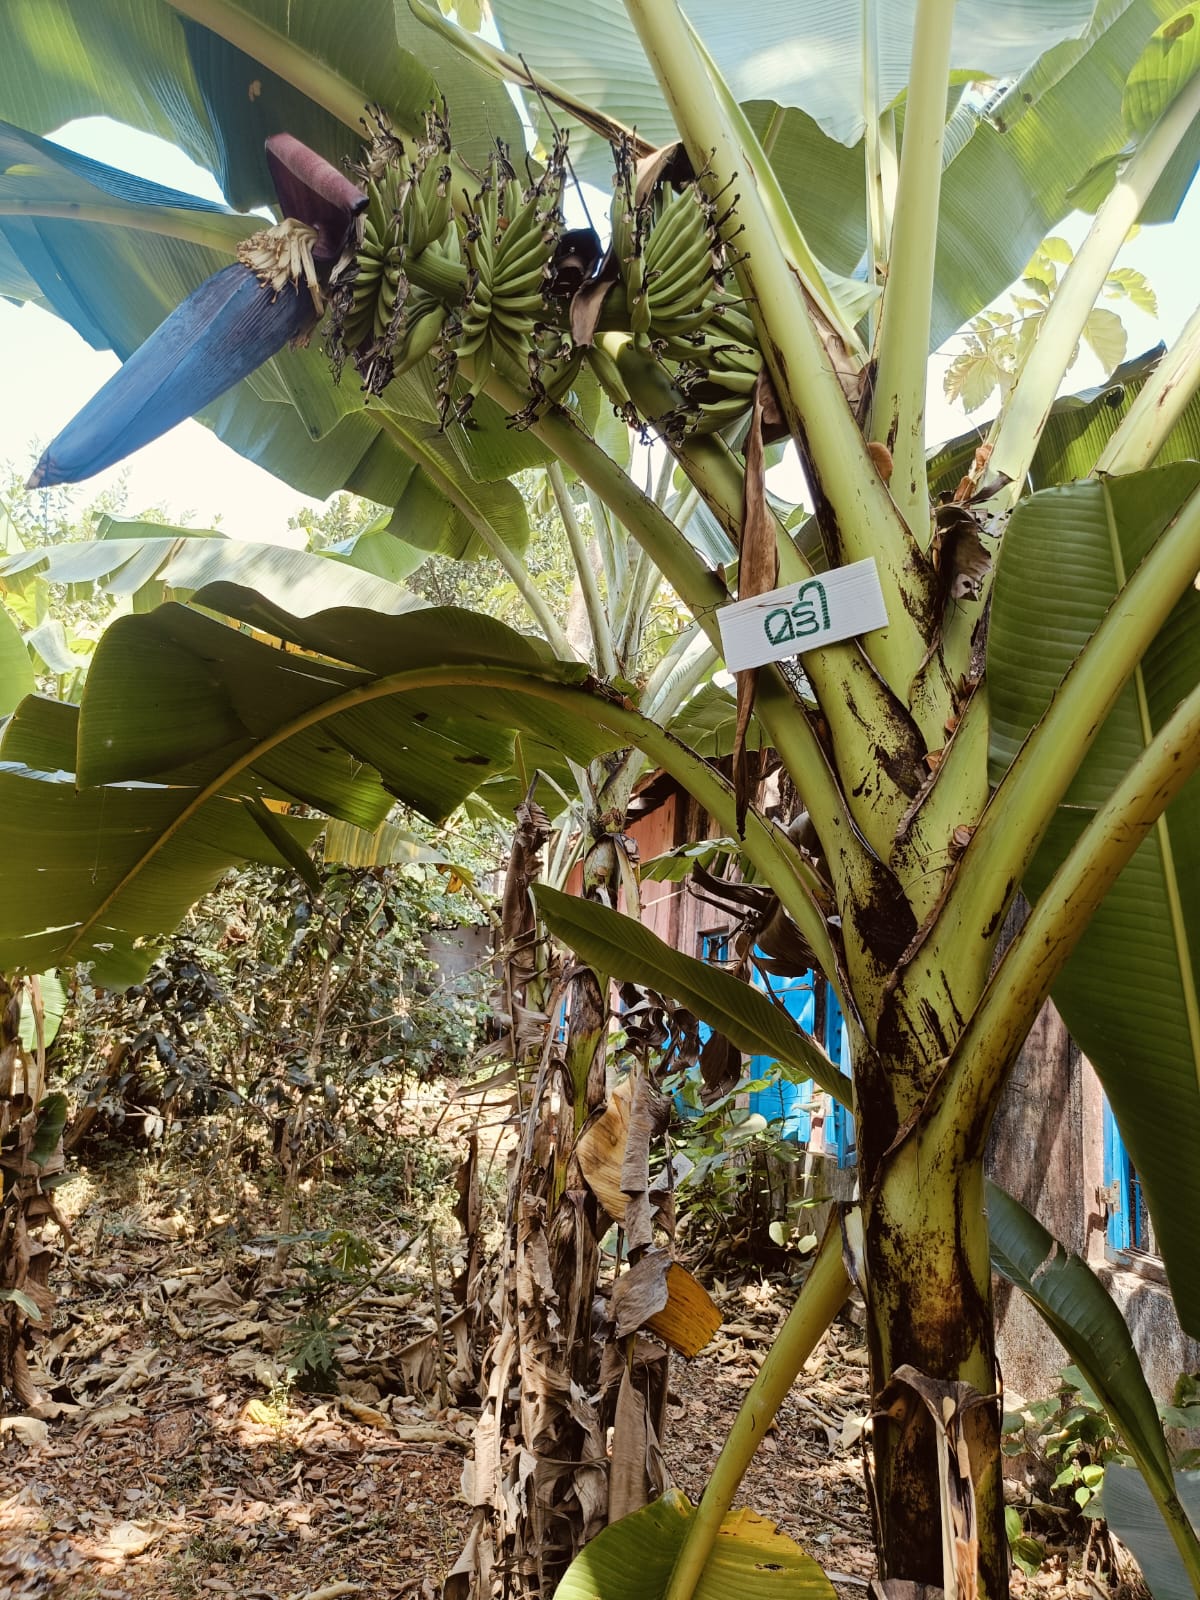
[{"x1": 0, "y1": 1107, "x2": 1109, "y2": 1600}]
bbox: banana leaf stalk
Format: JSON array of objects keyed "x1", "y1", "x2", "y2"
[{"x1": 28, "y1": 136, "x2": 364, "y2": 489}]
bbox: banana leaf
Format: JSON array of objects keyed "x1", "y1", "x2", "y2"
[
  {"x1": 0, "y1": 604, "x2": 36, "y2": 715},
  {"x1": 0, "y1": 0, "x2": 518, "y2": 214},
  {"x1": 0, "y1": 695, "x2": 322, "y2": 988},
  {"x1": 1104, "y1": 1466, "x2": 1200, "y2": 1600},
  {"x1": 0, "y1": 517, "x2": 423, "y2": 617},
  {"x1": 988, "y1": 463, "x2": 1200, "y2": 1335},
  {"x1": 0, "y1": 589, "x2": 628, "y2": 981},
  {"x1": 555, "y1": 1486, "x2": 834, "y2": 1600},
  {"x1": 533, "y1": 884, "x2": 851, "y2": 1105},
  {"x1": 986, "y1": 1182, "x2": 1174, "y2": 1487}
]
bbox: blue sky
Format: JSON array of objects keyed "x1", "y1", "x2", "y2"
[{"x1": 0, "y1": 115, "x2": 1196, "y2": 542}]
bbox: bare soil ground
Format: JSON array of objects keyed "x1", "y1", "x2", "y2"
[{"x1": 0, "y1": 1096, "x2": 1118, "y2": 1600}]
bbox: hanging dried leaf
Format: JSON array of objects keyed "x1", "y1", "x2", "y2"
[
  {"x1": 501, "y1": 781, "x2": 551, "y2": 974},
  {"x1": 612, "y1": 1249, "x2": 721, "y2": 1357},
  {"x1": 570, "y1": 253, "x2": 620, "y2": 348},
  {"x1": 620, "y1": 1074, "x2": 672, "y2": 1254},
  {"x1": 608, "y1": 1367, "x2": 669, "y2": 1523},
  {"x1": 576, "y1": 1075, "x2": 634, "y2": 1220}
]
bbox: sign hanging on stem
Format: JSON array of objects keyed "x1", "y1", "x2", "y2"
[{"x1": 717, "y1": 558, "x2": 889, "y2": 672}]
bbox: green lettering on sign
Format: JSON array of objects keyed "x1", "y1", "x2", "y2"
[{"x1": 763, "y1": 579, "x2": 829, "y2": 648}]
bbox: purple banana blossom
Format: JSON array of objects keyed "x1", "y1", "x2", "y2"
[
  {"x1": 264, "y1": 132, "x2": 366, "y2": 263},
  {"x1": 29, "y1": 137, "x2": 364, "y2": 489}
]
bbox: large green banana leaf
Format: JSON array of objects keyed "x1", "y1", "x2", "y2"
[
  {"x1": 929, "y1": 346, "x2": 1200, "y2": 495},
  {"x1": 487, "y1": 0, "x2": 1194, "y2": 346},
  {"x1": 1104, "y1": 1466, "x2": 1200, "y2": 1600},
  {"x1": 555, "y1": 1487, "x2": 834, "y2": 1600},
  {"x1": 488, "y1": 0, "x2": 1096, "y2": 153},
  {"x1": 988, "y1": 1183, "x2": 1200, "y2": 1596},
  {"x1": 0, "y1": 0, "x2": 518, "y2": 214},
  {"x1": 533, "y1": 885, "x2": 851, "y2": 1104},
  {"x1": 0, "y1": 606, "x2": 36, "y2": 714},
  {"x1": 988, "y1": 463, "x2": 1200, "y2": 1335},
  {"x1": 0, "y1": 589, "x2": 628, "y2": 982},
  {"x1": 0, "y1": 694, "x2": 322, "y2": 988},
  {"x1": 0, "y1": 516, "x2": 423, "y2": 616},
  {"x1": 986, "y1": 1182, "x2": 1174, "y2": 1489},
  {"x1": 0, "y1": 119, "x2": 249, "y2": 325}
]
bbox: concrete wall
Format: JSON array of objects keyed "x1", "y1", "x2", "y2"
[{"x1": 422, "y1": 924, "x2": 494, "y2": 991}]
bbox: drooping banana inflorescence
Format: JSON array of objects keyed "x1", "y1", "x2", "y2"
[{"x1": 31, "y1": 112, "x2": 771, "y2": 489}]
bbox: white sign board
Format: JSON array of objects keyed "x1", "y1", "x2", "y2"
[{"x1": 716, "y1": 558, "x2": 889, "y2": 672}]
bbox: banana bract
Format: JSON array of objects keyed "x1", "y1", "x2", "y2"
[{"x1": 28, "y1": 264, "x2": 316, "y2": 488}]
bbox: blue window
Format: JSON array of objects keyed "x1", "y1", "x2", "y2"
[
  {"x1": 694, "y1": 929, "x2": 857, "y2": 1167},
  {"x1": 824, "y1": 987, "x2": 856, "y2": 1168},
  {"x1": 1103, "y1": 1096, "x2": 1152, "y2": 1254},
  {"x1": 746, "y1": 966, "x2": 818, "y2": 1143}
]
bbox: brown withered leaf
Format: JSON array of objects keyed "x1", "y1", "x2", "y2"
[
  {"x1": 607, "y1": 1367, "x2": 669, "y2": 1523},
  {"x1": 501, "y1": 780, "x2": 550, "y2": 968},
  {"x1": 873, "y1": 1365, "x2": 997, "y2": 1600},
  {"x1": 575, "y1": 1075, "x2": 633, "y2": 1221},
  {"x1": 570, "y1": 254, "x2": 619, "y2": 347},
  {"x1": 932, "y1": 507, "x2": 991, "y2": 603},
  {"x1": 949, "y1": 440, "x2": 1012, "y2": 512},
  {"x1": 734, "y1": 371, "x2": 781, "y2": 834},
  {"x1": 948, "y1": 824, "x2": 975, "y2": 863},
  {"x1": 612, "y1": 1249, "x2": 721, "y2": 1357},
  {"x1": 807, "y1": 287, "x2": 870, "y2": 419},
  {"x1": 633, "y1": 141, "x2": 695, "y2": 204},
  {"x1": 620, "y1": 1073, "x2": 672, "y2": 1254}
]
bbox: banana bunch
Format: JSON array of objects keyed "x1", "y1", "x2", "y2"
[
  {"x1": 402, "y1": 135, "x2": 454, "y2": 256},
  {"x1": 612, "y1": 178, "x2": 722, "y2": 344},
  {"x1": 333, "y1": 113, "x2": 461, "y2": 395},
  {"x1": 675, "y1": 332, "x2": 764, "y2": 433},
  {"x1": 446, "y1": 151, "x2": 563, "y2": 417},
  {"x1": 339, "y1": 164, "x2": 407, "y2": 355},
  {"x1": 641, "y1": 185, "x2": 723, "y2": 340}
]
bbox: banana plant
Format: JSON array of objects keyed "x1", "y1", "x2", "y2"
[{"x1": 3, "y1": 2, "x2": 1200, "y2": 1596}]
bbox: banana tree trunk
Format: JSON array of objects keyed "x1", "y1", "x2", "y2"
[
  {"x1": 862, "y1": 1121, "x2": 1006, "y2": 1597},
  {"x1": 456, "y1": 764, "x2": 640, "y2": 1598}
]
